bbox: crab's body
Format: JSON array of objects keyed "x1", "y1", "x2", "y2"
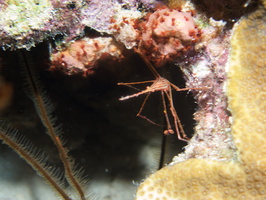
[{"x1": 118, "y1": 50, "x2": 208, "y2": 141}]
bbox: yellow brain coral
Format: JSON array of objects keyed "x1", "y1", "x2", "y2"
[
  {"x1": 135, "y1": 1, "x2": 266, "y2": 199},
  {"x1": 227, "y1": 7, "x2": 266, "y2": 165}
]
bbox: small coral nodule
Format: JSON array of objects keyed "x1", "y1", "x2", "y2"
[
  {"x1": 50, "y1": 37, "x2": 123, "y2": 76},
  {"x1": 138, "y1": 7, "x2": 200, "y2": 66}
]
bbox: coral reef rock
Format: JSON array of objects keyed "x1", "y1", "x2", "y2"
[
  {"x1": 0, "y1": 0, "x2": 85, "y2": 50},
  {"x1": 135, "y1": 0, "x2": 266, "y2": 199},
  {"x1": 0, "y1": 0, "x2": 157, "y2": 50},
  {"x1": 177, "y1": 17, "x2": 235, "y2": 163}
]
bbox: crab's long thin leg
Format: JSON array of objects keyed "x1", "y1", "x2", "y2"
[
  {"x1": 118, "y1": 81, "x2": 153, "y2": 93},
  {"x1": 119, "y1": 89, "x2": 152, "y2": 101},
  {"x1": 161, "y1": 91, "x2": 174, "y2": 135},
  {"x1": 165, "y1": 90, "x2": 189, "y2": 142},
  {"x1": 118, "y1": 80, "x2": 154, "y2": 86},
  {"x1": 135, "y1": 48, "x2": 160, "y2": 79},
  {"x1": 137, "y1": 93, "x2": 151, "y2": 117},
  {"x1": 118, "y1": 81, "x2": 156, "y2": 100},
  {"x1": 170, "y1": 82, "x2": 210, "y2": 92},
  {"x1": 136, "y1": 93, "x2": 161, "y2": 126}
]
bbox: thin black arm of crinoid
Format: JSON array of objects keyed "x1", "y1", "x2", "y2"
[
  {"x1": 0, "y1": 122, "x2": 72, "y2": 200},
  {"x1": 19, "y1": 50, "x2": 87, "y2": 200}
]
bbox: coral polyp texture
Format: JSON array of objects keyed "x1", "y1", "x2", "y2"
[
  {"x1": 135, "y1": 1, "x2": 266, "y2": 200},
  {"x1": 139, "y1": 7, "x2": 200, "y2": 66},
  {"x1": 227, "y1": 2, "x2": 266, "y2": 165}
]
